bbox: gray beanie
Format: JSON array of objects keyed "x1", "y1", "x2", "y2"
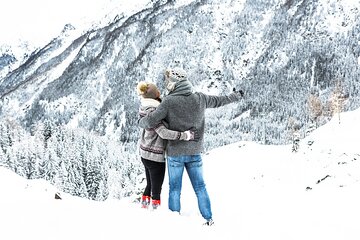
[{"x1": 164, "y1": 67, "x2": 187, "y2": 92}]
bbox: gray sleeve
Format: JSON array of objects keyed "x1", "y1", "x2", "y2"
[
  {"x1": 201, "y1": 92, "x2": 241, "y2": 108},
  {"x1": 154, "y1": 125, "x2": 187, "y2": 140}
]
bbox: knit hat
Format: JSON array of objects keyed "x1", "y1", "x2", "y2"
[
  {"x1": 164, "y1": 67, "x2": 187, "y2": 92},
  {"x1": 137, "y1": 81, "x2": 160, "y2": 99}
]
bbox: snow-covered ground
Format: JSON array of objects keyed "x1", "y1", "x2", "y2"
[{"x1": 1, "y1": 108, "x2": 360, "y2": 240}]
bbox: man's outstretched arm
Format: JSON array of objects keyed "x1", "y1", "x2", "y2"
[{"x1": 203, "y1": 88, "x2": 244, "y2": 108}]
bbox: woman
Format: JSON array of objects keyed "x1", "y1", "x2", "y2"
[{"x1": 137, "y1": 81, "x2": 198, "y2": 209}]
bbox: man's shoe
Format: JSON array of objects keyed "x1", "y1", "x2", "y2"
[{"x1": 203, "y1": 219, "x2": 214, "y2": 226}]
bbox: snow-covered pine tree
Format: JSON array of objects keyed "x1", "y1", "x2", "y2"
[
  {"x1": 0, "y1": 121, "x2": 10, "y2": 167},
  {"x1": 287, "y1": 117, "x2": 301, "y2": 152}
]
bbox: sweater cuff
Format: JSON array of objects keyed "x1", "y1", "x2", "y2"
[{"x1": 178, "y1": 132, "x2": 187, "y2": 140}]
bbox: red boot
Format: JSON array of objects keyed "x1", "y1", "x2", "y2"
[
  {"x1": 151, "y1": 199, "x2": 161, "y2": 210},
  {"x1": 141, "y1": 195, "x2": 150, "y2": 209}
]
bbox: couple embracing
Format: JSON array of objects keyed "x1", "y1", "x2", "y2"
[{"x1": 137, "y1": 67, "x2": 244, "y2": 226}]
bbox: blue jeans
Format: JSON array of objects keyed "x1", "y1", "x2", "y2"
[{"x1": 167, "y1": 155, "x2": 212, "y2": 220}]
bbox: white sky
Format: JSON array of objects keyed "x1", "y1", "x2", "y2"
[
  {"x1": 0, "y1": 0, "x2": 152, "y2": 46},
  {"x1": 0, "y1": 0, "x2": 98, "y2": 44},
  {"x1": 1, "y1": 107, "x2": 360, "y2": 240}
]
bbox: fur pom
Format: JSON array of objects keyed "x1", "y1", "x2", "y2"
[
  {"x1": 137, "y1": 81, "x2": 148, "y2": 95},
  {"x1": 137, "y1": 81, "x2": 160, "y2": 99}
]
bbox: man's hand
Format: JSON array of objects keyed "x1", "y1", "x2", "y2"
[
  {"x1": 233, "y1": 88, "x2": 244, "y2": 98},
  {"x1": 183, "y1": 128, "x2": 200, "y2": 141}
]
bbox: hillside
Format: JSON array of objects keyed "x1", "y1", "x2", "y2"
[
  {"x1": 1, "y1": 107, "x2": 359, "y2": 240},
  {"x1": 1, "y1": 0, "x2": 359, "y2": 153}
]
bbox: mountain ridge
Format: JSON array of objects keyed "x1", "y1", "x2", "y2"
[{"x1": 1, "y1": 0, "x2": 359, "y2": 150}]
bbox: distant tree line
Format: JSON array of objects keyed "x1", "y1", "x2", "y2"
[{"x1": 0, "y1": 118, "x2": 143, "y2": 201}]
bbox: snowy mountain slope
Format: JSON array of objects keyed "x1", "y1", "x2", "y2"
[
  {"x1": 1, "y1": 107, "x2": 359, "y2": 240},
  {"x1": 1, "y1": 0, "x2": 360, "y2": 150},
  {"x1": 0, "y1": 0, "x2": 154, "y2": 78}
]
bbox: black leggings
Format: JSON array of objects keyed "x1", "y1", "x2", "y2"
[{"x1": 141, "y1": 158, "x2": 166, "y2": 200}]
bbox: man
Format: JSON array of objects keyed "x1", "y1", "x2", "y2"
[{"x1": 138, "y1": 67, "x2": 244, "y2": 226}]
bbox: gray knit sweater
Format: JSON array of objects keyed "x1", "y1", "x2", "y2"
[
  {"x1": 138, "y1": 98, "x2": 190, "y2": 162},
  {"x1": 138, "y1": 81, "x2": 242, "y2": 156}
]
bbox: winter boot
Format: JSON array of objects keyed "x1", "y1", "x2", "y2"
[
  {"x1": 203, "y1": 219, "x2": 214, "y2": 226},
  {"x1": 151, "y1": 199, "x2": 161, "y2": 210},
  {"x1": 141, "y1": 195, "x2": 151, "y2": 209}
]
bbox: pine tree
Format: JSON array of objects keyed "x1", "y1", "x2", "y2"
[
  {"x1": 287, "y1": 117, "x2": 301, "y2": 152},
  {"x1": 0, "y1": 122, "x2": 10, "y2": 167},
  {"x1": 42, "y1": 129, "x2": 61, "y2": 185}
]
